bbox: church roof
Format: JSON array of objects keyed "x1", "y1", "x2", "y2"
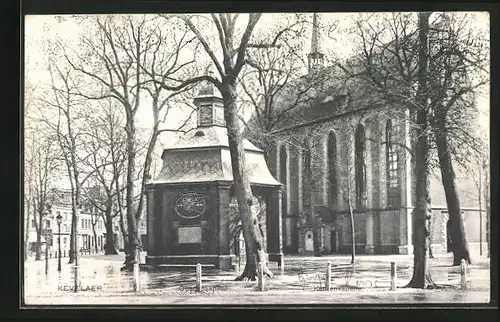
[{"x1": 244, "y1": 62, "x2": 385, "y2": 135}]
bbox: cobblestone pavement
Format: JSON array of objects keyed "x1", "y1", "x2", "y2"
[{"x1": 23, "y1": 252, "x2": 491, "y2": 305}]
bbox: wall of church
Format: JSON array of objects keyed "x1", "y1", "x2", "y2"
[
  {"x1": 267, "y1": 101, "x2": 487, "y2": 256},
  {"x1": 270, "y1": 106, "x2": 414, "y2": 254}
]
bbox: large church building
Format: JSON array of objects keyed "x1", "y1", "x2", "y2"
[{"x1": 247, "y1": 13, "x2": 488, "y2": 256}]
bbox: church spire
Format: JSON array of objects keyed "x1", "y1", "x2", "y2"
[{"x1": 308, "y1": 12, "x2": 325, "y2": 73}]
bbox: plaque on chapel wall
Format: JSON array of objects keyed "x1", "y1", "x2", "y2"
[
  {"x1": 177, "y1": 226, "x2": 202, "y2": 243},
  {"x1": 174, "y1": 192, "x2": 207, "y2": 219}
]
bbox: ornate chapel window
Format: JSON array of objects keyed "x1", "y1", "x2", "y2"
[
  {"x1": 355, "y1": 123, "x2": 367, "y2": 209},
  {"x1": 327, "y1": 132, "x2": 338, "y2": 210},
  {"x1": 386, "y1": 120, "x2": 400, "y2": 206},
  {"x1": 302, "y1": 139, "x2": 312, "y2": 212}
]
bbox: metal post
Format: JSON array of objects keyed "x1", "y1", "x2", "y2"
[
  {"x1": 460, "y1": 259, "x2": 467, "y2": 290},
  {"x1": 133, "y1": 262, "x2": 140, "y2": 292},
  {"x1": 45, "y1": 241, "x2": 49, "y2": 275},
  {"x1": 390, "y1": 261, "x2": 397, "y2": 291},
  {"x1": 258, "y1": 262, "x2": 264, "y2": 291},
  {"x1": 326, "y1": 262, "x2": 331, "y2": 291},
  {"x1": 58, "y1": 222, "x2": 62, "y2": 272},
  {"x1": 74, "y1": 207, "x2": 80, "y2": 293},
  {"x1": 196, "y1": 263, "x2": 202, "y2": 292}
]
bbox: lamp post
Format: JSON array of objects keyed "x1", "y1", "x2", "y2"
[
  {"x1": 56, "y1": 213, "x2": 62, "y2": 272},
  {"x1": 44, "y1": 211, "x2": 49, "y2": 275}
]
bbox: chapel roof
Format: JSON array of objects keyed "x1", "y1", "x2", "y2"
[{"x1": 164, "y1": 126, "x2": 263, "y2": 155}]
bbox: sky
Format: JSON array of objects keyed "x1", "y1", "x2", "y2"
[{"x1": 24, "y1": 12, "x2": 490, "y2": 146}]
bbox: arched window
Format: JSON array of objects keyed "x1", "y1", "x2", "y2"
[
  {"x1": 386, "y1": 120, "x2": 400, "y2": 206},
  {"x1": 355, "y1": 123, "x2": 367, "y2": 208},
  {"x1": 302, "y1": 139, "x2": 311, "y2": 212},
  {"x1": 279, "y1": 144, "x2": 288, "y2": 216},
  {"x1": 327, "y1": 132, "x2": 338, "y2": 210}
]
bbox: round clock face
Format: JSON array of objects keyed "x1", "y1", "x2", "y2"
[{"x1": 174, "y1": 192, "x2": 206, "y2": 219}]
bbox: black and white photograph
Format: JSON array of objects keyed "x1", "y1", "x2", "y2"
[{"x1": 22, "y1": 8, "x2": 492, "y2": 306}]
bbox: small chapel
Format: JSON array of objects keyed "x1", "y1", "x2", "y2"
[{"x1": 144, "y1": 80, "x2": 284, "y2": 269}]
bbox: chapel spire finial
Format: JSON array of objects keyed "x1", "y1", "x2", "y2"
[{"x1": 308, "y1": 12, "x2": 325, "y2": 73}]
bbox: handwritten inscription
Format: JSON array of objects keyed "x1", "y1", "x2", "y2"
[{"x1": 297, "y1": 265, "x2": 383, "y2": 291}]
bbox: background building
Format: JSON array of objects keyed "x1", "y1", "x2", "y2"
[{"x1": 247, "y1": 13, "x2": 488, "y2": 256}]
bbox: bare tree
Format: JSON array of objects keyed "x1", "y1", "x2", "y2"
[
  {"x1": 427, "y1": 12, "x2": 489, "y2": 265},
  {"x1": 149, "y1": 13, "x2": 300, "y2": 280},
  {"x1": 60, "y1": 15, "x2": 199, "y2": 269},
  {"x1": 80, "y1": 99, "x2": 128, "y2": 255},
  {"x1": 24, "y1": 125, "x2": 59, "y2": 261},
  {"x1": 238, "y1": 14, "x2": 323, "y2": 156},
  {"x1": 41, "y1": 61, "x2": 92, "y2": 266},
  {"x1": 331, "y1": 11, "x2": 486, "y2": 286}
]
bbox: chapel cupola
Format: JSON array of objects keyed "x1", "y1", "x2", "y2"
[
  {"x1": 193, "y1": 67, "x2": 225, "y2": 128},
  {"x1": 307, "y1": 13, "x2": 325, "y2": 73}
]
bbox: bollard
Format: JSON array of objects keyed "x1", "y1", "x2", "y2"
[
  {"x1": 326, "y1": 262, "x2": 331, "y2": 291},
  {"x1": 258, "y1": 262, "x2": 265, "y2": 291},
  {"x1": 460, "y1": 259, "x2": 467, "y2": 290},
  {"x1": 196, "y1": 263, "x2": 202, "y2": 292},
  {"x1": 390, "y1": 261, "x2": 397, "y2": 291},
  {"x1": 133, "y1": 262, "x2": 140, "y2": 292}
]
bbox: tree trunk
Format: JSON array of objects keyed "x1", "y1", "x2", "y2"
[
  {"x1": 123, "y1": 115, "x2": 140, "y2": 270},
  {"x1": 92, "y1": 224, "x2": 99, "y2": 253},
  {"x1": 224, "y1": 83, "x2": 272, "y2": 281},
  {"x1": 68, "y1": 210, "x2": 75, "y2": 263},
  {"x1": 104, "y1": 205, "x2": 118, "y2": 255},
  {"x1": 405, "y1": 12, "x2": 435, "y2": 289},
  {"x1": 434, "y1": 117, "x2": 471, "y2": 265},
  {"x1": 35, "y1": 206, "x2": 42, "y2": 261},
  {"x1": 24, "y1": 199, "x2": 31, "y2": 261},
  {"x1": 347, "y1": 198, "x2": 356, "y2": 264},
  {"x1": 428, "y1": 219, "x2": 435, "y2": 259}
]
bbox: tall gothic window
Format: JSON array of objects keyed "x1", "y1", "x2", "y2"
[
  {"x1": 386, "y1": 120, "x2": 400, "y2": 206},
  {"x1": 327, "y1": 132, "x2": 338, "y2": 210},
  {"x1": 355, "y1": 123, "x2": 367, "y2": 208},
  {"x1": 279, "y1": 144, "x2": 288, "y2": 216},
  {"x1": 302, "y1": 139, "x2": 311, "y2": 212}
]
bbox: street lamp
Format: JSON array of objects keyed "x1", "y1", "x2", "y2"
[
  {"x1": 43, "y1": 210, "x2": 49, "y2": 275},
  {"x1": 56, "y1": 213, "x2": 63, "y2": 272}
]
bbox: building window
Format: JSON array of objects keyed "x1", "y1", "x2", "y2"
[
  {"x1": 327, "y1": 131, "x2": 338, "y2": 210},
  {"x1": 302, "y1": 138, "x2": 311, "y2": 212},
  {"x1": 31, "y1": 219, "x2": 36, "y2": 228},
  {"x1": 45, "y1": 220, "x2": 51, "y2": 229},
  {"x1": 81, "y1": 219, "x2": 84, "y2": 229},
  {"x1": 199, "y1": 104, "x2": 213, "y2": 125},
  {"x1": 63, "y1": 237, "x2": 67, "y2": 245},
  {"x1": 355, "y1": 123, "x2": 367, "y2": 208},
  {"x1": 279, "y1": 144, "x2": 288, "y2": 217},
  {"x1": 386, "y1": 120, "x2": 400, "y2": 206}
]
